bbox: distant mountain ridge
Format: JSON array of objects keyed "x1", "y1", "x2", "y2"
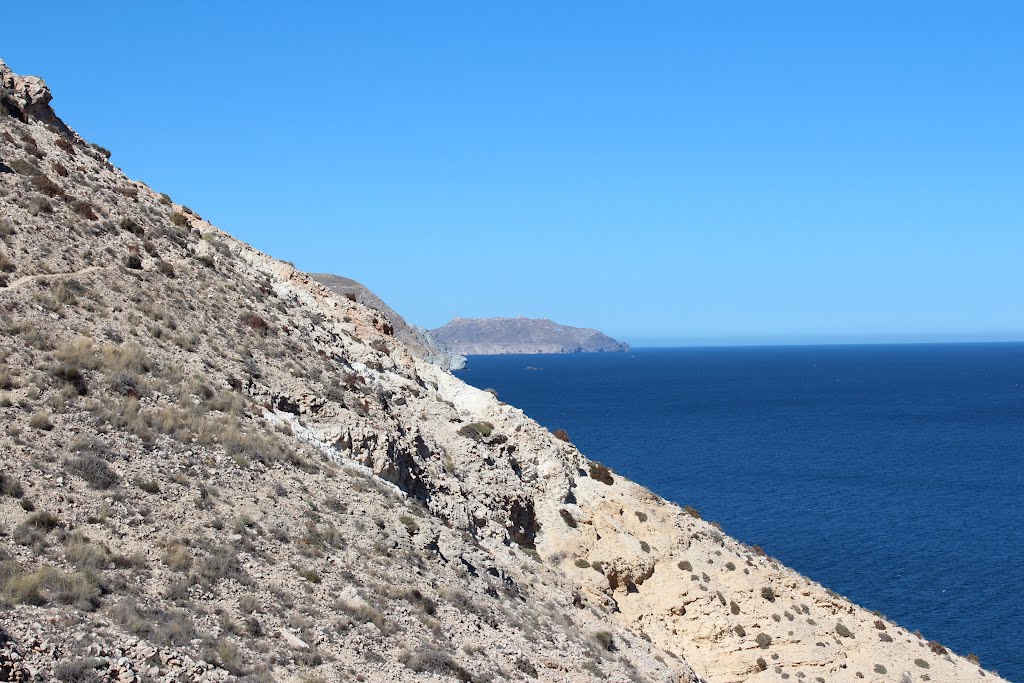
[{"x1": 433, "y1": 316, "x2": 629, "y2": 355}]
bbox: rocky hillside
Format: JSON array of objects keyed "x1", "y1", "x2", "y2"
[
  {"x1": 310, "y1": 273, "x2": 465, "y2": 370},
  {"x1": 433, "y1": 317, "x2": 629, "y2": 355},
  {"x1": 0, "y1": 58, "x2": 1003, "y2": 683}
]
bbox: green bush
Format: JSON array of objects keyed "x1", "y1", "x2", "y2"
[{"x1": 457, "y1": 421, "x2": 494, "y2": 441}]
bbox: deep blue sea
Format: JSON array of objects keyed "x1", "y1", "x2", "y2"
[{"x1": 455, "y1": 344, "x2": 1024, "y2": 682}]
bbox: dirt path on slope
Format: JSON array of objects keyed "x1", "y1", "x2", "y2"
[
  {"x1": 2, "y1": 265, "x2": 103, "y2": 291},
  {"x1": 1, "y1": 256, "x2": 193, "y2": 293}
]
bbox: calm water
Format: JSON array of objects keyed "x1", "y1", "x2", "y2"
[{"x1": 455, "y1": 344, "x2": 1024, "y2": 681}]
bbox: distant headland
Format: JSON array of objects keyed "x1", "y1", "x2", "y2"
[{"x1": 432, "y1": 316, "x2": 629, "y2": 355}]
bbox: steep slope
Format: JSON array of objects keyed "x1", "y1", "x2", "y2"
[
  {"x1": 433, "y1": 317, "x2": 629, "y2": 355},
  {"x1": 310, "y1": 273, "x2": 465, "y2": 370},
  {"x1": 0, "y1": 58, "x2": 1003, "y2": 683}
]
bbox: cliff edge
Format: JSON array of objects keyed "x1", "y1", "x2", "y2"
[{"x1": 310, "y1": 273, "x2": 465, "y2": 370}]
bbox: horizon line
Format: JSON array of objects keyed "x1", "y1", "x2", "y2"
[{"x1": 621, "y1": 336, "x2": 1024, "y2": 349}]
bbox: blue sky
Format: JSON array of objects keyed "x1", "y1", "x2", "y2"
[{"x1": 4, "y1": 2, "x2": 1021, "y2": 345}]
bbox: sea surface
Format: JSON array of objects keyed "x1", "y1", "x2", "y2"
[{"x1": 455, "y1": 343, "x2": 1024, "y2": 682}]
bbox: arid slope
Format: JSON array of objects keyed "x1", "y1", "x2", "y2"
[{"x1": 0, "y1": 59, "x2": 1003, "y2": 683}]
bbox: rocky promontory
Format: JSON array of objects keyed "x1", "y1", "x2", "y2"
[
  {"x1": 433, "y1": 316, "x2": 630, "y2": 355},
  {"x1": 311, "y1": 273, "x2": 465, "y2": 370}
]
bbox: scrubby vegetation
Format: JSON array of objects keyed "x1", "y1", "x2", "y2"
[
  {"x1": 457, "y1": 421, "x2": 494, "y2": 441},
  {"x1": 588, "y1": 461, "x2": 614, "y2": 485}
]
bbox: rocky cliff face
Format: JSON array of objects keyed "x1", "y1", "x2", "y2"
[
  {"x1": 433, "y1": 317, "x2": 630, "y2": 355},
  {"x1": 310, "y1": 273, "x2": 465, "y2": 370},
  {"x1": 0, "y1": 58, "x2": 1002, "y2": 683}
]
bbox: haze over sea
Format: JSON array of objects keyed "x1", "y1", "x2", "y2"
[{"x1": 456, "y1": 343, "x2": 1024, "y2": 682}]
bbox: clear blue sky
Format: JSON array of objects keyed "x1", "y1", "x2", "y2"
[{"x1": 4, "y1": 2, "x2": 1021, "y2": 346}]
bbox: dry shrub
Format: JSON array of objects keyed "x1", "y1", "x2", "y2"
[
  {"x1": 65, "y1": 454, "x2": 119, "y2": 489},
  {"x1": 240, "y1": 313, "x2": 271, "y2": 336},
  {"x1": 162, "y1": 543, "x2": 193, "y2": 572},
  {"x1": 0, "y1": 562, "x2": 45, "y2": 606},
  {"x1": 52, "y1": 365, "x2": 88, "y2": 395},
  {"x1": 64, "y1": 533, "x2": 113, "y2": 571},
  {"x1": 588, "y1": 461, "x2": 614, "y2": 485},
  {"x1": 109, "y1": 597, "x2": 197, "y2": 646},
  {"x1": 101, "y1": 343, "x2": 152, "y2": 375},
  {"x1": 0, "y1": 562, "x2": 99, "y2": 610},
  {"x1": 29, "y1": 411, "x2": 53, "y2": 430},
  {"x1": 71, "y1": 199, "x2": 98, "y2": 220},
  {"x1": 197, "y1": 545, "x2": 250, "y2": 585},
  {"x1": 30, "y1": 173, "x2": 63, "y2": 198},
  {"x1": 402, "y1": 648, "x2": 472, "y2": 681},
  {"x1": 57, "y1": 339, "x2": 99, "y2": 370},
  {"x1": 119, "y1": 217, "x2": 144, "y2": 235},
  {"x1": 54, "y1": 137, "x2": 77, "y2": 156}
]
